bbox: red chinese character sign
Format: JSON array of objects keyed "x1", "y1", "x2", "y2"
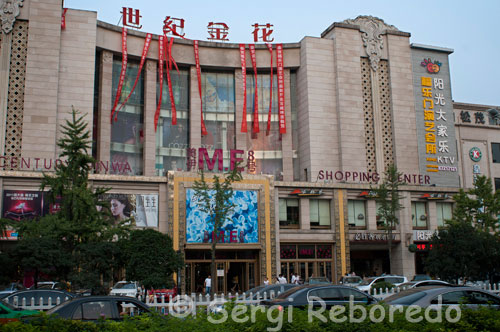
[
  {"x1": 121, "y1": 7, "x2": 142, "y2": 29},
  {"x1": 207, "y1": 22, "x2": 229, "y2": 41},
  {"x1": 252, "y1": 23, "x2": 274, "y2": 43},
  {"x1": 163, "y1": 16, "x2": 186, "y2": 38}
]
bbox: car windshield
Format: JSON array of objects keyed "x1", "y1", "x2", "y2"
[
  {"x1": 114, "y1": 283, "x2": 136, "y2": 289},
  {"x1": 359, "y1": 278, "x2": 374, "y2": 286}
]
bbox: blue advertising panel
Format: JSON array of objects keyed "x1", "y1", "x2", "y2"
[{"x1": 186, "y1": 189, "x2": 258, "y2": 243}]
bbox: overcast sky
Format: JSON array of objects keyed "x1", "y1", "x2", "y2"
[{"x1": 65, "y1": 0, "x2": 500, "y2": 107}]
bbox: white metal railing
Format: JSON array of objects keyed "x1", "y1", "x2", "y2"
[
  {"x1": 10, "y1": 284, "x2": 500, "y2": 312},
  {"x1": 7, "y1": 296, "x2": 71, "y2": 311}
]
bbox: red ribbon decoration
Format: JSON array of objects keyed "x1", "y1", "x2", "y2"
[
  {"x1": 276, "y1": 44, "x2": 286, "y2": 134},
  {"x1": 116, "y1": 33, "x2": 152, "y2": 115},
  {"x1": 111, "y1": 28, "x2": 128, "y2": 122},
  {"x1": 165, "y1": 37, "x2": 177, "y2": 125},
  {"x1": 249, "y1": 44, "x2": 259, "y2": 134},
  {"x1": 239, "y1": 44, "x2": 247, "y2": 133},
  {"x1": 154, "y1": 35, "x2": 164, "y2": 131},
  {"x1": 61, "y1": 8, "x2": 68, "y2": 29},
  {"x1": 194, "y1": 41, "x2": 208, "y2": 136},
  {"x1": 266, "y1": 43, "x2": 273, "y2": 135}
]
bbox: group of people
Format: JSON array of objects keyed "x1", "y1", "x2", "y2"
[{"x1": 263, "y1": 273, "x2": 303, "y2": 285}]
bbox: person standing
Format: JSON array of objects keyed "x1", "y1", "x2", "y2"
[
  {"x1": 278, "y1": 274, "x2": 287, "y2": 284},
  {"x1": 291, "y1": 273, "x2": 297, "y2": 284},
  {"x1": 204, "y1": 275, "x2": 212, "y2": 295},
  {"x1": 263, "y1": 277, "x2": 269, "y2": 285}
]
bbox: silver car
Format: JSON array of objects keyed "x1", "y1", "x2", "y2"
[
  {"x1": 385, "y1": 286, "x2": 500, "y2": 308},
  {"x1": 397, "y1": 280, "x2": 452, "y2": 290}
]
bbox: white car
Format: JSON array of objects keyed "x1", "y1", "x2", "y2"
[
  {"x1": 109, "y1": 281, "x2": 141, "y2": 298},
  {"x1": 356, "y1": 275, "x2": 408, "y2": 293}
]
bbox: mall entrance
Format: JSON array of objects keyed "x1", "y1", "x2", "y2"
[
  {"x1": 350, "y1": 249, "x2": 390, "y2": 278},
  {"x1": 184, "y1": 250, "x2": 259, "y2": 294}
]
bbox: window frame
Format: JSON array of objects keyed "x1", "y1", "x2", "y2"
[
  {"x1": 412, "y1": 201, "x2": 428, "y2": 229},
  {"x1": 310, "y1": 199, "x2": 331, "y2": 228},
  {"x1": 279, "y1": 198, "x2": 300, "y2": 228},
  {"x1": 348, "y1": 200, "x2": 367, "y2": 229},
  {"x1": 492, "y1": 143, "x2": 500, "y2": 163}
]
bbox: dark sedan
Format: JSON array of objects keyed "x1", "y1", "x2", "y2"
[
  {"x1": 46, "y1": 296, "x2": 151, "y2": 321},
  {"x1": 385, "y1": 286, "x2": 500, "y2": 308},
  {"x1": 243, "y1": 284, "x2": 298, "y2": 300},
  {"x1": 261, "y1": 285, "x2": 378, "y2": 309},
  {"x1": 3, "y1": 289, "x2": 75, "y2": 309}
]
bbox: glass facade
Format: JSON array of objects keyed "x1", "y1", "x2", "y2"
[
  {"x1": 201, "y1": 71, "x2": 235, "y2": 170},
  {"x1": 245, "y1": 74, "x2": 283, "y2": 179},
  {"x1": 111, "y1": 59, "x2": 144, "y2": 175},
  {"x1": 155, "y1": 68, "x2": 190, "y2": 175}
]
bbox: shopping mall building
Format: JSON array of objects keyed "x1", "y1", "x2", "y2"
[{"x1": 1, "y1": 0, "x2": 499, "y2": 293}]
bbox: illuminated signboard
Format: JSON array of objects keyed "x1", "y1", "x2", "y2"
[{"x1": 411, "y1": 45, "x2": 460, "y2": 187}]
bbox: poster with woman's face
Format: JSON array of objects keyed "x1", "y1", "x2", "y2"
[{"x1": 100, "y1": 193, "x2": 158, "y2": 228}]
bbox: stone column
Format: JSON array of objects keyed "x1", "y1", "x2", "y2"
[
  {"x1": 0, "y1": 32, "x2": 12, "y2": 156},
  {"x1": 391, "y1": 191, "x2": 416, "y2": 279},
  {"x1": 282, "y1": 68, "x2": 293, "y2": 181},
  {"x1": 300, "y1": 197, "x2": 310, "y2": 230},
  {"x1": 189, "y1": 66, "x2": 201, "y2": 150},
  {"x1": 97, "y1": 51, "x2": 113, "y2": 168},
  {"x1": 143, "y1": 60, "x2": 156, "y2": 176}
]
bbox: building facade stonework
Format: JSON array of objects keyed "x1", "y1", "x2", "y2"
[{"x1": 1, "y1": 0, "x2": 499, "y2": 292}]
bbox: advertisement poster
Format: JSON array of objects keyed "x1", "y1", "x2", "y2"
[
  {"x1": 99, "y1": 193, "x2": 158, "y2": 228},
  {"x1": 2, "y1": 190, "x2": 44, "y2": 221},
  {"x1": 186, "y1": 189, "x2": 258, "y2": 243}
]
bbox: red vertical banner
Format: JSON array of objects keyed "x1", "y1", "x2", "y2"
[
  {"x1": 111, "y1": 28, "x2": 128, "y2": 122},
  {"x1": 266, "y1": 43, "x2": 273, "y2": 135},
  {"x1": 194, "y1": 41, "x2": 208, "y2": 136},
  {"x1": 165, "y1": 37, "x2": 177, "y2": 125},
  {"x1": 61, "y1": 8, "x2": 68, "y2": 29},
  {"x1": 116, "y1": 33, "x2": 152, "y2": 114},
  {"x1": 276, "y1": 44, "x2": 286, "y2": 134},
  {"x1": 154, "y1": 35, "x2": 164, "y2": 131},
  {"x1": 249, "y1": 44, "x2": 259, "y2": 133},
  {"x1": 239, "y1": 44, "x2": 247, "y2": 133}
]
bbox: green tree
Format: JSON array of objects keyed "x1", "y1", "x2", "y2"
[
  {"x1": 451, "y1": 175, "x2": 500, "y2": 233},
  {"x1": 11, "y1": 109, "x2": 129, "y2": 291},
  {"x1": 191, "y1": 165, "x2": 242, "y2": 295},
  {"x1": 426, "y1": 175, "x2": 500, "y2": 283},
  {"x1": 121, "y1": 229, "x2": 183, "y2": 289},
  {"x1": 372, "y1": 164, "x2": 405, "y2": 274}
]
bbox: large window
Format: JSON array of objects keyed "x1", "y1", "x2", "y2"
[
  {"x1": 280, "y1": 244, "x2": 333, "y2": 283},
  {"x1": 245, "y1": 74, "x2": 282, "y2": 179},
  {"x1": 310, "y1": 199, "x2": 331, "y2": 228},
  {"x1": 436, "y1": 202, "x2": 453, "y2": 227},
  {"x1": 412, "y1": 201, "x2": 428, "y2": 229},
  {"x1": 155, "y1": 68, "x2": 190, "y2": 175},
  {"x1": 111, "y1": 60, "x2": 144, "y2": 175},
  {"x1": 495, "y1": 178, "x2": 500, "y2": 191},
  {"x1": 201, "y1": 72, "x2": 235, "y2": 169},
  {"x1": 279, "y1": 198, "x2": 299, "y2": 227},
  {"x1": 492, "y1": 143, "x2": 500, "y2": 163},
  {"x1": 348, "y1": 200, "x2": 366, "y2": 228}
]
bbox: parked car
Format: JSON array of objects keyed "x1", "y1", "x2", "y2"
[
  {"x1": 0, "y1": 283, "x2": 26, "y2": 299},
  {"x1": 339, "y1": 276, "x2": 363, "y2": 287},
  {"x1": 384, "y1": 286, "x2": 500, "y2": 308},
  {"x1": 31, "y1": 281, "x2": 69, "y2": 291},
  {"x1": 398, "y1": 280, "x2": 452, "y2": 289},
  {"x1": 3, "y1": 289, "x2": 76, "y2": 309},
  {"x1": 308, "y1": 277, "x2": 331, "y2": 285},
  {"x1": 0, "y1": 300, "x2": 40, "y2": 324},
  {"x1": 46, "y1": 296, "x2": 151, "y2": 321},
  {"x1": 356, "y1": 275, "x2": 408, "y2": 293},
  {"x1": 243, "y1": 284, "x2": 298, "y2": 300},
  {"x1": 411, "y1": 274, "x2": 432, "y2": 281},
  {"x1": 261, "y1": 285, "x2": 378, "y2": 309},
  {"x1": 109, "y1": 281, "x2": 142, "y2": 299},
  {"x1": 148, "y1": 287, "x2": 177, "y2": 302}
]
